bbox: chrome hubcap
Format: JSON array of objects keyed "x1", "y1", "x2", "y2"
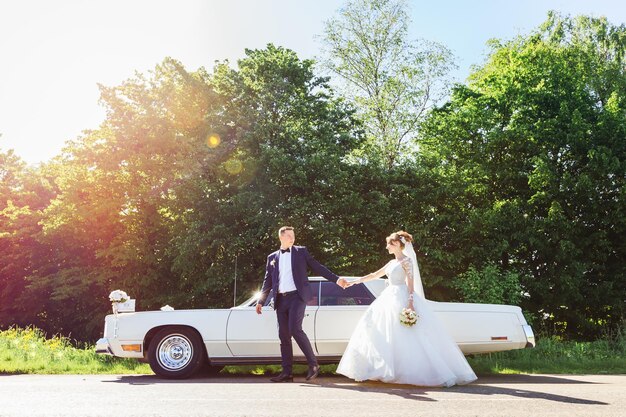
[{"x1": 157, "y1": 334, "x2": 193, "y2": 370}]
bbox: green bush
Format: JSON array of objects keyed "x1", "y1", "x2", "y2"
[{"x1": 454, "y1": 263, "x2": 523, "y2": 305}]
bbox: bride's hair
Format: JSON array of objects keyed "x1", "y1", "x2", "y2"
[{"x1": 386, "y1": 230, "x2": 413, "y2": 249}]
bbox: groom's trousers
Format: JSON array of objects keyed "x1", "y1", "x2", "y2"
[{"x1": 275, "y1": 291, "x2": 317, "y2": 374}]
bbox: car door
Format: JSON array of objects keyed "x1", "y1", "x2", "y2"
[
  {"x1": 314, "y1": 281, "x2": 375, "y2": 355},
  {"x1": 226, "y1": 282, "x2": 320, "y2": 357}
]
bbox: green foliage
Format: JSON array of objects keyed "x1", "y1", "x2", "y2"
[
  {"x1": 163, "y1": 44, "x2": 371, "y2": 309},
  {"x1": 322, "y1": 0, "x2": 454, "y2": 168},
  {"x1": 10, "y1": 58, "x2": 220, "y2": 340},
  {"x1": 419, "y1": 12, "x2": 626, "y2": 338},
  {"x1": 0, "y1": 326, "x2": 150, "y2": 374},
  {"x1": 467, "y1": 331, "x2": 626, "y2": 375},
  {"x1": 0, "y1": 147, "x2": 57, "y2": 330},
  {"x1": 454, "y1": 264, "x2": 523, "y2": 305},
  {"x1": 2, "y1": 46, "x2": 376, "y2": 341}
]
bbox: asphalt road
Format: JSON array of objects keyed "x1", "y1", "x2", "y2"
[{"x1": 0, "y1": 373, "x2": 623, "y2": 417}]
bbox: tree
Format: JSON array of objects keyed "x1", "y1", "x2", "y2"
[
  {"x1": 321, "y1": 0, "x2": 454, "y2": 168},
  {"x1": 19, "y1": 58, "x2": 219, "y2": 339},
  {"x1": 7, "y1": 47, "x2": 371, "y2": 341},
  {"x1": 167, "y1": 44, "x2": 369, "y2": 305},
  {"x1": 0, "y1": 146, "x2": 57, "y2": 330},
  {"x1": 419, "y1": 12, "x2": 626, "y2": 339}
]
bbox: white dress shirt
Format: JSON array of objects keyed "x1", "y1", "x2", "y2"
[{"x1": 278, "y1": 249, "x2": 297, "y2": 293}]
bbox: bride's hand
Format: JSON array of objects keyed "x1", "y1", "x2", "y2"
[{"x1": 346, "y1": 278, "x2": 362, "y2": 287}]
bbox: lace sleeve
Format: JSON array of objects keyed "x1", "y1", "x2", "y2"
[
  {"x1": 400, "y1": 258, "x2": 415, "y2": 302},
  {"x1": 400, "y1": 258, "x2": 413, "y2": 280}
]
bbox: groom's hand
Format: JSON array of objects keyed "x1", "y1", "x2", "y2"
[
  {"x1": 336, "y1": 278, "x2": 348, "y2": 289},
  {"x1": 255, "y1": 303, "x2": 263, "y2": 314}
]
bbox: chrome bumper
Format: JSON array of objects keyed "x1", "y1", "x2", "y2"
[
  {"x1": 95, "y1": 337, "x2": 113, "y2": 355},
  {"x1": 523, "y1": 325, "x2": 536, "y2": 348}
]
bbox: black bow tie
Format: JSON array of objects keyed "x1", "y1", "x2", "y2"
[{"x1": 280, "y1": 248, "x2": 290, "y2": 253}]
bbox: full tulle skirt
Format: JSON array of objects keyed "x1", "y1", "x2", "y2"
[{"x1": 336, "y1": 284, "x2": 477, "y2": 387}]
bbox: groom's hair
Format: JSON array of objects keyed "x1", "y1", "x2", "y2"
[{"x1": 279, "y1": 226, "x2": 294, "y2": 236}]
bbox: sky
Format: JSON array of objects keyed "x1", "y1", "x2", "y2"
[{"x1": 1, "y1": 0, "x2": 625, "y2": 165}]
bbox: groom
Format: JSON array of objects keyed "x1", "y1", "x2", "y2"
[{"x1": 256, "y1": 226, "x2": 347, "y2": 382}]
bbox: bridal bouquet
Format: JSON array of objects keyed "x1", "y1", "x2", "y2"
[
  {"x1": 109, "y1": 290, "x2": 129, "y2": 303},
  {"x1": 400, "y1": 308, "x2": 418, "y2": 327}
]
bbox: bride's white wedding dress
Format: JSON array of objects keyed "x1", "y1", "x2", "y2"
[{"x1": 336, "y1": 256, "x2": 477, "y2": 387}]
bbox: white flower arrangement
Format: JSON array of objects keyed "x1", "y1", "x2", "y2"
[
  {"x1": 109, "y1": 290, "x2": 129, "y2": 303},
  {"x1": 109, "y1": 290, "x2": 133, "y2": 315},
  {"x1": 400, "y1": 308, "x2": 418, "y2": 327}
]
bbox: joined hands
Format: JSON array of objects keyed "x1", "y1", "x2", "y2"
[{"x1": 337, "y1": 278, "x2": 360, "y2": 289}]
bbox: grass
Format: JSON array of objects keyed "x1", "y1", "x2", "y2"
[
  {"x1": 466, "y1": 334, "x2": 626, "y2": 375},
  {"x1": 1, "y1": 326, "x2": 624, "y2": 376},
  {"x1": 0, "y1": 326, "x2": 151, "y2": 375}
]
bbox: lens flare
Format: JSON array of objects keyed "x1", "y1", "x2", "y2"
[
  {"x1": 224, "y1": 159, "x2": 243, "y2": 174},
  {"x1": 206, "y1": 134, "x2": 221, "y2": 148}
]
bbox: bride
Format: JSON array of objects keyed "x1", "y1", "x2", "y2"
[{"x1": 336, "y1": 231, "x2": 477, "y2": 387}]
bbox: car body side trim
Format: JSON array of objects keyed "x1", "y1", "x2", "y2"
[{"x1": 209, "y1": 356, "x2": 343, "y2": 366}]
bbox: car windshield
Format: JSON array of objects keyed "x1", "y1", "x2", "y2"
[
  {"x1": 238, "y1": 295, "x2": 259, "y2": 307},
  {"x1": 235, "y1": 278, "x2": 375, "y2": 307}
]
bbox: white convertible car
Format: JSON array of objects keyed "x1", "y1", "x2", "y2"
[{"x1": 96, "y1": 277, "x2": 535, "y2": 379}]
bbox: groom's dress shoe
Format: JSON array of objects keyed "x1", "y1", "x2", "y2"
[
  {"x1": 305, "y1": 365, "x2": 320, "y2": 381},
  {"x1": 270, "y1": 373, "x2": 293, "y2": 383}
]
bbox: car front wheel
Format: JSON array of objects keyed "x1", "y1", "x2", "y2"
[{"x1": 148, "y1": 326, "x2": 204, "y2": 379}]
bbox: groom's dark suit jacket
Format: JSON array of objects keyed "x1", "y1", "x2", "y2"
[{"x1": 259, "y1": 245, "x2": 339, "y2": 308}]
